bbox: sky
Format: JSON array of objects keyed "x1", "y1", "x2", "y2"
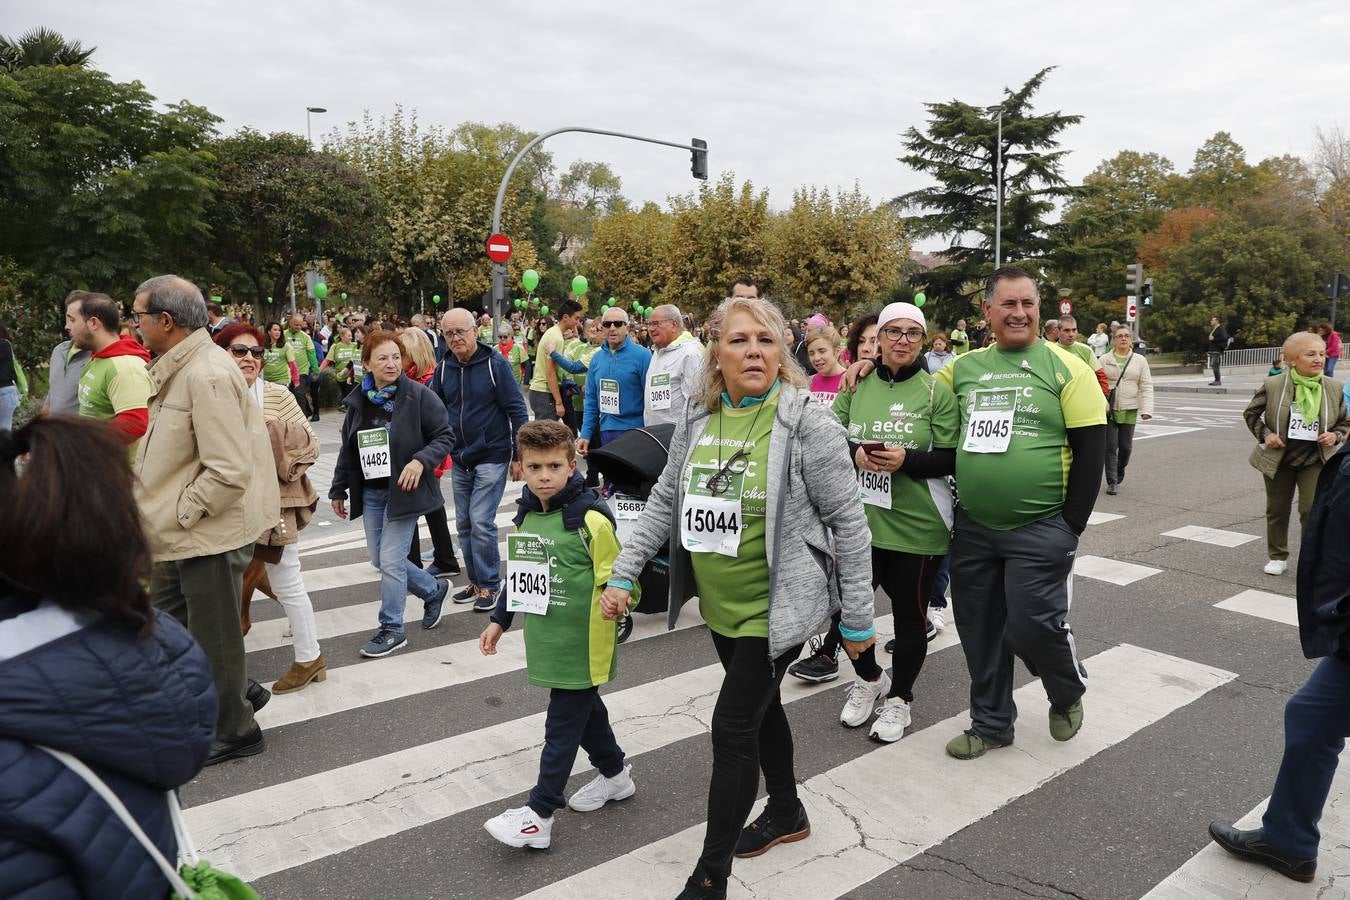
[{"x1": 10, "y1": 0, "x2": 1350, "y2": 250}]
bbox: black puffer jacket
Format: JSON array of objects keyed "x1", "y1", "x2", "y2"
[
  {"x1": 0, "y1": 597, "x2": 217, "y2": 899},
  {"x1": 1297, "y1": 443, "x2": 1350, "y2": 659}
]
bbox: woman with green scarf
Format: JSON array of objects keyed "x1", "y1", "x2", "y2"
[{"x1": 1244, "y1": 331, "x2": 1350, "y2": 576}]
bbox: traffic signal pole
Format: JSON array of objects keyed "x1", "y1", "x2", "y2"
[{"x1": 487, "y1": 127, "x2": 708, "y2": 341}]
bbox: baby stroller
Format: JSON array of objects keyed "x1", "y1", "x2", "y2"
[{"x1": 588, "y1": 424, "x2": 674, "y2": 643}]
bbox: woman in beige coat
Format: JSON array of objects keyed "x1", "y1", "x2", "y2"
[
  {"x1": 215, "y1": 324, "x2": 327, "y2": 692},
  {"x1": 1098, "y1": 326, "x2": 1154, "y2": 495},
  {"x1": 1244, "y1": 331, "x2": 1350, "y2": 576}
]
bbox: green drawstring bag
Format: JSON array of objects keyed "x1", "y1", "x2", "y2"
[{"x1": 39, "y1": 745, "x2": 259, "y2": 900}]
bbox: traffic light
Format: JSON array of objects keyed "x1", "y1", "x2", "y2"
[
  {"x1": 1141, "y1": 278, "x2": 1153, "y2": 307},
  {"x1": 690, "y1": 138, "x2": 708, "y2": 181},
  {"x1": 1125, "y1": 263, "x2": 1143, "y2": 296},
  {"x1": 1326, "y1": 273, "x2": 1349, "y2": 299}
]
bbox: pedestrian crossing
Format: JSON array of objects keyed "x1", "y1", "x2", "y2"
[{"x1": 180, "y1": 460, "x2": 1345, "y2": 899}]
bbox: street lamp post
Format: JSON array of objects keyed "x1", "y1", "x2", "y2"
[
  {"x1": 989, "y1": 105, "x2": 1004, "y2": 269},
  {"x1": 306, "y1": 106, "x2": 327, "y2": 147}
]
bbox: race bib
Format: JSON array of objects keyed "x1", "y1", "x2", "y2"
[
  {"x1": 648, "y1": 372, "x2": 672, "y2": 410},
  {"x1": 599, "y1": 378, "x2": 621, "y2": 415},
  {"x1": 858, "y1": 468, "x2": 892, "y2": 508},
  {"x1": 1287, "y1": 405, "x2": 1320, "y2": 441},
  {"x1": 506, "y1": 533, "x2": 550, "y2": 615},
  {"x1": 963, "y1": 388, "x2": 1016, "y2": 454},
  {"x1": 611, "y1": 493, "x2": 645, "y2": 546},
  {"x1": 356, "y1": 428, "x2": 391, "y2": 480},
  {"x1": 352, "y1": 362, "x2": 364, "y2": 379},
  {"x1": 681, "y1": 465, "x2": 742, "y2": 557}
]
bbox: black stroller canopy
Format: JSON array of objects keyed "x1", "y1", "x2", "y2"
[{"x1": 588, "y1": 424, "x2": 675, "y2": 497}]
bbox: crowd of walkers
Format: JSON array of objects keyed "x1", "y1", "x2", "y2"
[{"x1": 2, "y1": 267, "x2": 1349, "y2": 898}]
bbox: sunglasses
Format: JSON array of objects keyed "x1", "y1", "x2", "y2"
[
  {"x1": 228, "y1": 345, "x2": 265, "y2": 359},
  {"x1": 601, "y1": 321, "x2": 628, "y2": 329}
]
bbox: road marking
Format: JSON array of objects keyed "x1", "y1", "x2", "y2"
[
  {"x1": 297, "y1": 509, "x2": 519, "y2": 559},
  {"x1": 253, "y1": 602, "x2": 709, "y2": 730},
  {"x1": 1076, "y1": 555, "x2": 1162, "y2": 586},
  {"x1": 1161, "y1": 525, "x2": 1260, "y2": 548},
  {"x1": 1175, "y1": 406, "x2": 1245, "y2": 413},
  {"x1": 1140, "y1": 767, "x2": 1350, "y2": 898},
  {"x1": 522, "y1": 644, "x2": 1235, "y2": 900},
  {"x1": 1213, "y1": 589, "x2": 1298, "y2": 628},
  {"x1": 186, "y1": 613, "x2": 939, "y2": 882},
  {"x1": 1135, "y1": 425, "x2": 1206, "y2": 440},
  {"x1": 1088, "y1": 511, "x2": 1126, "y2": 526}
]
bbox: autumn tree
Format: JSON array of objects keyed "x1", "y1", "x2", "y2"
[
  {"x1": 579, "y1": 201, "x2": 672, "y2": 310},
  {"x1": 662, "y1": 174, "x2": 770, "y2": 317}
]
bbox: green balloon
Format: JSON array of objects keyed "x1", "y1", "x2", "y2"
[
  {"x1": 432, "y1": 294, "x2": 441, "y2": 305},
  {"x1": 608, "y1": 296, "x2": 616, "y2": 305},
  {"x1": 601, "y1": 303, "x2": 610, "y2": 312},
  {"x1": 513, "y1": 298, "x2": 522, "y2": 309},
  {"x1": 522, "y1": 269, "x2": 540, "y2": 293},
  {"x1": 913, "y1": 291, "x2": 927, "y2": 308},
  {"x1": 341, "y1": 292, "x2": 348, "y2": 301},
  {"x1": 211, "y1": 295, "x2": 222, "y2": 303},
  {"x1": 266, "y1": 296, "x2": 273, "y2": 304},
  {"x1": 571, "y1": 275, "x2": 588, "y2": 296},
  {"x1": 539, "y1": 305, "x2": 550, "y2": 316},
  {"x1": 314, "y1": 282, "x2": 328, "y2": 300}
]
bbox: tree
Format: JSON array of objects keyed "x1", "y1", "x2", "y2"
[
  {"x1": 0, "y1": 27, "x2": 95, "y2": 71},
  {"x1": 549, "y1": 160, "x2": 624, "y2": 260},
  {"x1": 580, "y1": 202, "x2": 672, "y2": 310},
  {"x1": 763, "y1": 185, "x2": 906, "y2": 320},
  {"x1": 205, "y1": 129, "x2": 389, "y2": 310},
  {"x1": 1178, "y1": 132, "x2": 1259, "y2": 207},
  {"x1": 895, "y1": 67, "x2": 1082, "y2": 302},
  {"x1": 663, "y1": 174, "x2": 770, "y2": 317}
]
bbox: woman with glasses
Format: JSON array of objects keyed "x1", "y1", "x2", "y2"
[
  {"x1": 598, "y1": 296, "x2": 873, "y2": 900},
  {"x1": 1099, "y1": 326, "x2": 1154, "y2": 496},
  {"x1": 789, "y1": 303, "x2": 958, "y2": 744},
  {"x1": 212, "y1": 324, "x2": 327, "y2": 691}
]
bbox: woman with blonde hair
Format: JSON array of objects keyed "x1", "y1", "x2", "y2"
[
  {"x1": 1244, "y1": 330, "x2": 1350, "y2": 576},
  {"x1": 599, "y1": 296, "x2": 874, "y2": 899},
  {"x1": 400, "y1": 326, "x2": 460, "y2": 579},
  {"x1": 805, "y1": 325, "x2": 846, "y2": 405}
]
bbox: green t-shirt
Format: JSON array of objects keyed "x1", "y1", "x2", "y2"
[
  {"x1": 832, "y1": 369, "x2": 959, "y2": 554},
  {"x1": 686, "y1": 394, "x2": 776, "y2": 638},
  {"x1": 1062, "y1": 340, "x2": 1097, "y2": 369},
  {"x1": 284, "y1": 329, "x2": 314, "y2": 375},
  {"x1": 950, "y1": 329, "x2": 970, "y2": 353},
  {"x1": 326, "y1": 341, "x2": 360, "y2": 378},
  {"x1": 517, "y1": 507, "x2": 622, "y2": 689},
  {"x1": 564, "y1": 339, "x2": 601, "y2": 411},
  {"x1": 478, "y1": 325, "x2": 494, "y2": 343},
  {"x1": 1109, "y1": 352, "x2": 1139, "y2": 424},
  {"x1": 78, "y1": 354, "x2": 153, "y2": 456},
  {"x1": 528, "y1": 324, "x2": 565, "y2": 394},
  {"x1": 502, "y1": 341, "x2": 528, "y2": 383},
  {"x1": 263, "y1": 343, "x2": 295, "y2": 384},
  {"x1": 935, "y1": 340, "x2": 1106, "y2": 531}
]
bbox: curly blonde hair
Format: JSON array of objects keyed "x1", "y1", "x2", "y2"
[{"x1": 699, "y1": 296, "x2": 808, "y2": 412}]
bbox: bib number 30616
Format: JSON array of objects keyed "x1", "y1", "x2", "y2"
[
  {"x1": 506, "y1": 533, "x2": 550, "y2": 615},
  {"x1": 599, "y1": 379, "x2": 621, "y2": 415}
]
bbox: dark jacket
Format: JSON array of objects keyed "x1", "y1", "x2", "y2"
[
  {"x1": 1208, "y1": 325, "x2": 1230, "y2": 353},
  {"x1": 1297, "y1": 443, "x2": 1350, "y2": 659},
  {"x1": 434, "y1": 342, "x2": 528, "y2": 468},
  {"x1": 0, "y1": 600, "x2": 217, "y2": 900},
  {"x1": 330, "y1": 373, "x2": 455, "y2": 522}
]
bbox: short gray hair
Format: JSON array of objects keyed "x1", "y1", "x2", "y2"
[
  {"x1": 601, "y1": 309, "x2": 630, "y2": 325},
  {"x1": 652, "y1": 303, "x2": 682, "y2": 323},
  {"x1": 136, "y1": 275, "x2": 208, "y2": 330}
]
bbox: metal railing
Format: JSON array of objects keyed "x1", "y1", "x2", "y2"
[{"x1": 1217, "y1": 344, "x2": 1347, "y2": 371}]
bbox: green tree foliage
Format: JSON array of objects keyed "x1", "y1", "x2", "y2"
[
  {"x1": 205, "y1": 129, "x2": 389, "y2": 311},
  {"x1": 663, "y1": 173, "x2": 770, "y2": 316},
  {"x1": 0, "y1": 27, "x2": 95, "y2": 71},
  {"x1": 580, "y1": 202, "x2": 672, "y2": 310},
  {"x1": 896, "y1": 67, "x2": 1081, "y2": 303}
]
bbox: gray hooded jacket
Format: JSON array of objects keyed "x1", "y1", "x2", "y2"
[{"x1": 612, "y1": 381, "x2": 874, "y2": 659}]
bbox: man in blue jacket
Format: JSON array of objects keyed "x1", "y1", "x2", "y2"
[
  {"x1": 1209, "y1": 441, "x2": 1350, "y2": 884},
  {"x1": 436, "y1": 308, "x2": 530, "y2": 611},
  {"x1": 577, "y1": 308, "x2": 651, "y2": 460}
]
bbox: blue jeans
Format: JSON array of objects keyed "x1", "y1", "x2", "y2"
[
  {"x1": 451, "y1": 460, "x2": 509, "y2": 593},
  {"x1": 1326, "y1": 357, "x2": 1339, "y2": 377},
  {"x1": 929, "y1": 555, "x2": 951, "y2": 609},
  {"x1": 362, "y1": 487, "x2": 439, "y2": 633},
  {"x1": 1261, "y1": 655, "x2": 1350, "y2": 858},
  {"x1": 0, "y1": 385, "x2": 19, "y2": 431}
]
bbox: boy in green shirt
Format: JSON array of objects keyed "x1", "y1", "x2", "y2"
[{"x1": 480, "y1": 420, "x2": 636, "y2": 849}]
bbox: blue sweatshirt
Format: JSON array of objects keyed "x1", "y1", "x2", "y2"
[
  {"x1": 434, "y1": 342, "x2": 529, "y2": 467},
  {"x1": 581, "y1": 337, "x2": 652, "y2": 436}
]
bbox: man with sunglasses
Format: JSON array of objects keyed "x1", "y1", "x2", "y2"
[
  {"x1": 67, "y1": 292, "x2": 153, "y2": 451},
  {"x1": 577, "y1": 309, "x2": 651, "y2": 459},
  {"x1": 643, "y1": 304, "x2": 703, "y2": 427}
]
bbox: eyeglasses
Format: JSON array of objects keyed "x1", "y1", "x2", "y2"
[
  {"x1": 601, "y1": 321, "x2": 628, "y2": 329},
  {"x1": 649, "y1": 318, "x2": 677, "y2": 327},
  {"x1": 706, "y1": 448, "x2": 750, "y2": 497},
  {"x1": 227, "y1": 344, "x2": 265, "y2": 359},
  {"x1": 130, "y1": 309, "x2": 157, "y2": 320},
  {"x1": 880, "y1": 327, "x2": 926, "y2": 343},
  {"x1": 444, "y1": 328, "x2": 474, "y2": 339}
]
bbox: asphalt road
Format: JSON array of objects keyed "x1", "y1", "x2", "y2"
[{"x1": 180, "y1": 393, "x2": 1346, "y2": 899}]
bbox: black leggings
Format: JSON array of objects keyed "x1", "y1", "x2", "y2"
[
  {"x1": 407, "y1": 506, "x2": 457, "y2": 570},
  {"x1": 307, "y1": 374, "x2": 322, "y2": 417},
  {"x1": 820, "y1": 546, "x2": 939, "y2": 702},
  {"x1": 700, "y1": 633, "x2": 803, "y2": 884}
]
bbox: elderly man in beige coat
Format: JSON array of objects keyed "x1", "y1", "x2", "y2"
[{"x1": 132, "y1": 275, "x2": 279, "y2": 765}]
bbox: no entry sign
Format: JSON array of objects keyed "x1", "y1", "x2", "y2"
[
  {"x1": 1059, "y1": 300, "x2": 1072, "y2": 316},
  {"x1": 486, "y1": 233, "x2": 513, "y2": 264}
]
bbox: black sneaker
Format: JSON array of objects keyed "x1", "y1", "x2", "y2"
[
  {"x1": 452, "y1": 584, "x2": 479, "y2": 604},
  {"x1": 473, "y1": 590, "x2": 496, "y2": 613},
  {"x1": 735, "y1": 801, "x2": 810, "y2": 858},
  {"x1": 787, "y1": 637, "x2": 838, "y2": 683},
  {"x1": 884, "y1": 637, "x2": 895, "y2": 653},
  {"x1": 925, "y1": 619, "x2": 937, "y2": 642},
  {"x1": 422, "y1": 580, "x2": 449, "y2": 630},
  {"x1": 675, "y1": 867, "x2": 726, "y2": 900},
  {"x1": 1208, "y1": 822, "x2": 1317, "y2": 883},
  {"x1": 245, "y1": 679, "x2": 271, "y2": 713}
]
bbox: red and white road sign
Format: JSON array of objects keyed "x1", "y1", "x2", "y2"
[
  {"x1": 1126, "y1": 297, "x2": 1139, "y2": 322},
  {"x1": 1059, "y1": 300, "x2": 1073, "y2": 316},
  {"x1": 486, "y1": 233, "x2": 513, "y2": 263}
]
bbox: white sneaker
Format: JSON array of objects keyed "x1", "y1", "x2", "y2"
[
  {"x1": 927, "y1": 607, "x2": 946, "y2": 633},
  {"x1": 567, "y1": 764, "x2": 636, "y2": 812},
  {"x1": 869, "y1": 697, "x2": 912, "y2": 743},
  {"x1": 1264, "y1": 559, "x2": 1288, "y2": 576},
  {"x1": 484, "y1": 805, "x2": 552, "y2": 848},
  {"x1": 840, "y1": 671, "x2": 890, "y2": 727}
]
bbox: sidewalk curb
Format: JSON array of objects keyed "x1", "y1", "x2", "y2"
[{"x1": 1154, "y1": 385, "x2": 1231, "y2": 395}]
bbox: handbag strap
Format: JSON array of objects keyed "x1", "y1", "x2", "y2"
[{"x1": 36, "y1": 744, "x2": 197, "y2": 899}]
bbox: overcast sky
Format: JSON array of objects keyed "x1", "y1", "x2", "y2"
[{"x1": 11, "y1": 0, "x2": 1350, "y2": 249}]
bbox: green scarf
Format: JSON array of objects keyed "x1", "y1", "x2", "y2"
[{"x1": 1290, "y1": 370, "x2": 1323, "y2": 425}]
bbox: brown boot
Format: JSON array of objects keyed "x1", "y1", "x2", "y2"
[{"x1": 273, "y1": 656, "x2": 327, "y2": 694}]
